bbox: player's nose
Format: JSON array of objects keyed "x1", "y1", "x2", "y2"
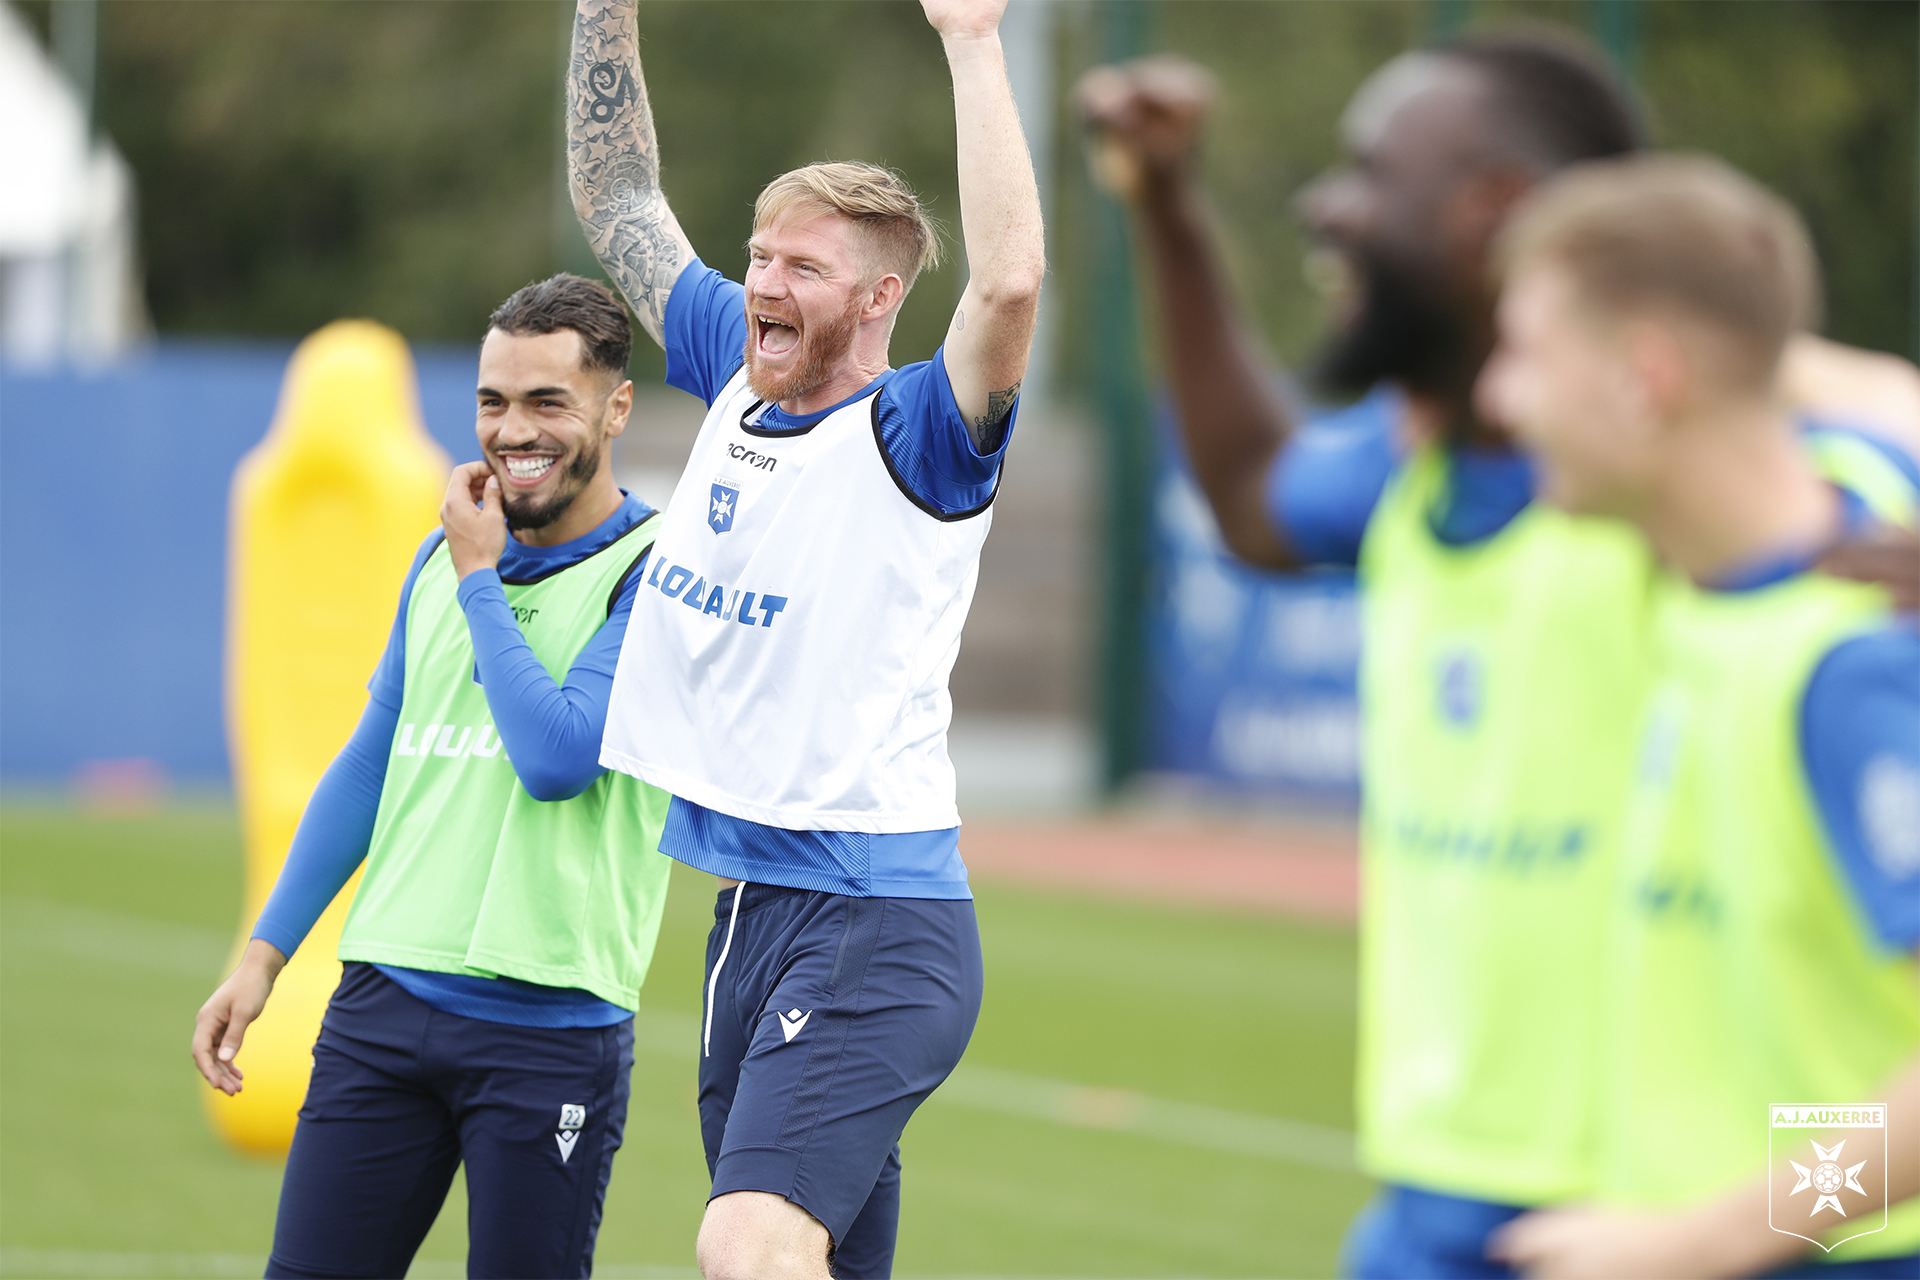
[
  {"x1": 493, "y1": 412, "x2": 544, "y2": 449},
  {"x1": 1298, "y1": 168, "x2": 1365, "y2": 243}
]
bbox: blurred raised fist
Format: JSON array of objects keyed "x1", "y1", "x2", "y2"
[{"x1": 1076, "y1": 56, "x2": 1218, "y2": 202}]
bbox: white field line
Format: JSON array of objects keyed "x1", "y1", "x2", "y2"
[
  {"x1": 1, "y1": 898, "x2": 229, "y2": 978},
  {"x1": 633, "y1": 1009, "x2": 1355, "y2": 1172},
  {"x1": 0, "y1": 902, "x2": 1356, "y2": 1173}
]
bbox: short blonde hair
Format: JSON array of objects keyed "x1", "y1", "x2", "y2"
[
  {"x1": 1497, "y1": 153, "x2": 1819, "y2": 390},
  {"x1": 753, "y1": 162, "x2": 942, "y2": 292}
]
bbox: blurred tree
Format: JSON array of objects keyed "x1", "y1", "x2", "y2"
[
  {"x1": 21, "y1": 0, "x2": 971, "y2": 381},
  {"x1": 7, "y1": 0, "x2": 1913, "y2": 377},
  {"x1": 1057, "y1": 0, "x2": 1915, "y2": 387},
  {"x1": 1636, "y1": 0, "x2": 1916, "y2": 358}
]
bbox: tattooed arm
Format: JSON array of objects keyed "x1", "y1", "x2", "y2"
[
  {"x1": 923, "y1": 0, "x2": 1045, "y2": 453},
  {"x1": 569, "y1": 0, "x2": 695, "y2": 346}
]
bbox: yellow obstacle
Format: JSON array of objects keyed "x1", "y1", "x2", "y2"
[{"x1": 208, "y1": 321, "x2": 450, "y2": 1156}]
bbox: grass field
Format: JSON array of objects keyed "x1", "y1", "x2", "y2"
[{"x1": 0, "y1": 802, "x2": 1371, "y2": 1278}]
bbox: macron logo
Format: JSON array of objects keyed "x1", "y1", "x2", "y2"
[{"x1": 778, "y1": 1008, "x2": 811, "y2": 1043}]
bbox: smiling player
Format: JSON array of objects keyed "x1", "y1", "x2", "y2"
[
  {"x1": 567, "y1": 0, "x2": 1043, "y2": 1276},
  {"x1": 193, "y1": 274, "x2": 674, "y2": 1279}
]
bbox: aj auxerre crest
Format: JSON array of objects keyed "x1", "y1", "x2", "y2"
[
  {"x1": 709, "y1": 481, "x2": 738, "y2": 534},
  {"x1": 1769, "y1": 1104, "x2": 1889, "y2": 1250}
]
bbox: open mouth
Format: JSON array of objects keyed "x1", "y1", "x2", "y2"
[
  {"x1": 754, "y1": 312, "x2": 800, "y2": 358},
  {"x1": 500, "y1": 454, "x2": 557, "y2": 486}
]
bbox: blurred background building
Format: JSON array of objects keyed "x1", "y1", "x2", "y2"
[
  {"x1": 1, "y1": 0, "x2": 1914, "y2": 812},
  {"x1": 0, "y1": 2, "x2": 147, "y2": 367}
]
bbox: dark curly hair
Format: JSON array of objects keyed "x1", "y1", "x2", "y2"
[{"x1": 487, "y1": 273, "x2": 632, "y2": 378}]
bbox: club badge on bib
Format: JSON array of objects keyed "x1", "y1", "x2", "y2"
[
  {"x1": 1769, "y1": 1103, "x2": 1889, "y2": 1250},
  {"x1": 709, "y1": 481, "x2": 738, "y2": 534}
]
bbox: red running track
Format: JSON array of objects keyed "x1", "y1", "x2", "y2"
[{"x1": 958, "y1": 816, "x2": 1360, "y2": 924}]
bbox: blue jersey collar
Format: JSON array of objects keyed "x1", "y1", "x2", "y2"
[{"x1": 1702, "y1": 486, "x2": 1873, "y2": 593}]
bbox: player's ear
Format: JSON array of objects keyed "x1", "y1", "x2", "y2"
[
  {"x1": 603, "y1": 378, "x2": 634, "y2": 439},
  {"x1": 1627, "y1": 321, "x2": 1692, "y2": 424},
  {"x1": 864, "y1": 273, "x2": 906, "y2": 322}
]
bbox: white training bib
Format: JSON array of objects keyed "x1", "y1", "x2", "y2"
[{"x1": 601, "y1": 366, "x2": 993, "y2": 832}]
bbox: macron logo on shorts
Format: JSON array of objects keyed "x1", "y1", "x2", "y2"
[
  {"x1": 778, "y1": 1008, "x2": 811, "y2": 1043},
  {"x1": 555, "y1": 1103, "x2": 585, "y2": 1163}
]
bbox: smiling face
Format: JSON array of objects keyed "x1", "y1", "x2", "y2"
[
  {"x1": 743, "y1": 213, "x2": 893, "y2": 407},
  {"x1": 1477, "y1": 262, "x2": 1659, "y2": 517},
  {"x1": 475, "y1": 327, "x2": 629, "y2": 539},
  {"x1": 1298, "y1": 53, "x2": 1544, "y2": 406}
]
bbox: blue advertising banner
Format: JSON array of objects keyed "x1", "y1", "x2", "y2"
[
  {"x1": 0, "y1": 342, "x2": 484, "y2": 784},
  {"x1": 1143, "y1": 438, "x2": 1361, "y2": 803}
]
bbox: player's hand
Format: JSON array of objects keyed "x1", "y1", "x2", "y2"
[
  {"x1": 920, "y1": 0, "x2": 1007, "y2": 42},
  {"x1": 1488, "y1": 1205, "x2": 1709, "y2": 1280},
  {"x1": 1820, "y1": 523, "x2": 1920, "y2": 613},
  {"x1": 1076, "y1": 56, "x2": 1218, "y2": 203},
  {"x1": 442, "y1": 461, "x2": 509, "y2": 581},
  {"x1": 192, "y1": 938, "x2": 287, "y2": 1096}
]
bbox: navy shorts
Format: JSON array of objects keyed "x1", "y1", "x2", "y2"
[
  {"x1": 266, "y1": 963, "x2": 633, "y2": 1280},
  {"x1": 698, "y1": 883, "x2": 983, "y2": 1279}
]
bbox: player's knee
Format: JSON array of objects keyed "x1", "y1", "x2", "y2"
[{"x1": 697, "y1": 1191, "x2": 832, "y2": 1280}]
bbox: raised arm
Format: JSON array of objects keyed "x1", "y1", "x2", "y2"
[
  {"x1": 926, "y1": 0, "x2": 1047, "y2": 452},
  {"x1": 1078, "y1": 58, "x2": 1302, "y2": 568},
  {"x1": 568, "y1": 0, "x2": 695, "y2": 346}
]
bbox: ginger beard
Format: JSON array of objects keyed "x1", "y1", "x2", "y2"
[{"x1": 744, "y1": 284, "x2": 867, "y2": 406}]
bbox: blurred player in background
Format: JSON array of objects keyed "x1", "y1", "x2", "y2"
[
  {"x1": 1480, "y1": 154, "x2": 1918, "y2": 1280},
  {"x1": 1079, "y1": 30, "x2": 1920, "y2": 1280},
  {"x1": 567, "y1": 0, "x2": 1043, "y2": 1275},
  {"x1": 193, "y1": 275, "x2": 672, "y2": 1279}
]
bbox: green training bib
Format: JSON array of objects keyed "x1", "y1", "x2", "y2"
[
  {"x1": 1355, "y1": 444, "x2": 1656, "y2": 1202},
  {"x1": 339, "y1": 516, "x2": 672, "y2": 1010},
  {"x1": 1600, "y1": 569, "x2": 1920, "y2": 1260}
]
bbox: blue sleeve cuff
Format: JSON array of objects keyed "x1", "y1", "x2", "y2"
[{"x1": 455, "y1": 566, "x2": 505, "y2": 610}]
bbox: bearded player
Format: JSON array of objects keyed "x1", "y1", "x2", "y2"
[
  {"x1": 566, "y1": 1, "x2": 1042, "y2": 1276},
  {"x1": 193, "y1": 275, "x2": 674, "y2": 1278}
]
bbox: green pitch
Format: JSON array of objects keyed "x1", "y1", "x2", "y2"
[{"x1": 0, "y1": 803, "x2": 1370, "y2": 1278}]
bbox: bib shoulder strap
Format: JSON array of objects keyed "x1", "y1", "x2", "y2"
[
  {"x1": 869, "y1": 389, "x2": 999, "y2": 523},
  {"x1": 606, "y1": 514, "x2": 665, "y2": 617}
]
